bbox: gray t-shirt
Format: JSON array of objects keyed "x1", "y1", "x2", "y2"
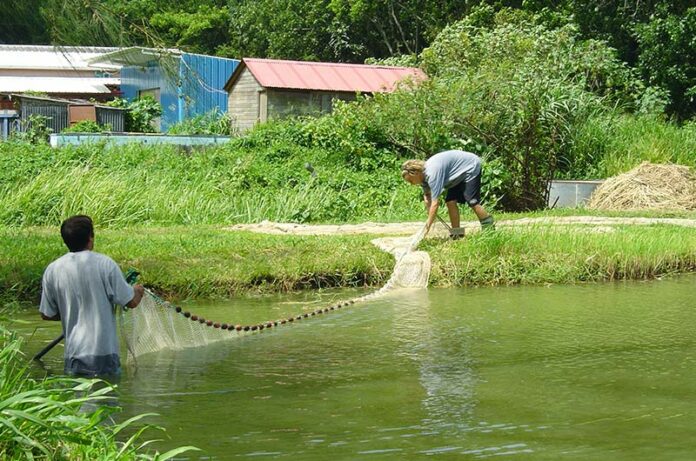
[
  {"x1": 39, "y1": 251, "x2": 134, "y2": 375},
  {"x1": 422, "y1": 150, "x2": 482, "y2": 199}
]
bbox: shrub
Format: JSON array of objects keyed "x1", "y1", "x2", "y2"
[
  {"x1": 167, "y1": 109, "x2": 236, "y2": 135},
  {"x1": 62, "y1": 120, "x2": 112, "y2": 133},
  {"x1": 106, "y1": 97, "x2": 162, "y2": 133},
  {"x1": 11, "y1": 114, "x2": 52, "y2": 145}
]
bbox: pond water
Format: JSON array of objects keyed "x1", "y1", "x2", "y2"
[{"x1": 15, "y1": 276, "x2": 696, "y2": 460}]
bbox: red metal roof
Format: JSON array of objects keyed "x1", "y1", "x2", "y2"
[{"x1": 239, "y1": 58, "x2": 426, "y2": 93}]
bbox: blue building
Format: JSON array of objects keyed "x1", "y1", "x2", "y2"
[{"x1": 90, "y1": 47, "x2": 238, "y2": 131}]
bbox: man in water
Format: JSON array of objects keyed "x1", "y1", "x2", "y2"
[
  {"x1": 40, "y1": 215, "x2": 144, "y2": 376},
  {"x1": 401, "y1": 150, "x2": 495, "y2": 238}
]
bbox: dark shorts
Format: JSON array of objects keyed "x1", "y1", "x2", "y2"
[{"x1": 445, "y1": 173, "x2": 481, "y2": 207}]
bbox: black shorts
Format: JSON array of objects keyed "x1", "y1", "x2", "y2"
[{"x1": 445, "y1": 173, "x2": 481, "y2": 207}]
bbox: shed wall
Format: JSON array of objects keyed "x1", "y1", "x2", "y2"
[
  {"x1": 228, "y1": 67, "x2": 262, "y2": 132},
  {"x1": 180, "y1": 54, "x2": 238, "y2": 120},
  {"x1": 267, "y1": 89, "x2": 356, "y2": 119},
  {"x1": 21, "y1": 99, "x2": 68, "y2": 133},
  {"x1": 96, "y1": 107, "x2": 125, "y2": 132}
]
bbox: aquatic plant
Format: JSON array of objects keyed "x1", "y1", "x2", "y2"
[{"x1": 0, "y1": 324, "x2": 198, "y2": 460}]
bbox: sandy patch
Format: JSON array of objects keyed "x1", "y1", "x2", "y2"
[{"x1": 227, "y1": 216, "x2": 696, "y2": 237}]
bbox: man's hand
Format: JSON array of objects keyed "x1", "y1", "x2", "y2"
[{"x1": 126, "y1": 284, "x2": 145, "y2": 309}]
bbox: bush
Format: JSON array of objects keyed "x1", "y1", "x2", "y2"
[
  {"x1": 61, "y1": 120, "x2": 112, "y2": 133},
  {"x1": 167, "y1": 109, "x2": 236, "y2": 135},
  {"x1": 11, "y1": 114, "x2": 52, "y2": 144},
  {"x1": 106, "y1": 97, "x2": 162, "y2": 133}
]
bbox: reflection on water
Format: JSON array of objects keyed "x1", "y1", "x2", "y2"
[
  {"x1": 389, "y1": 289, "x2": 476, "y2": 429},
  {"x1": 13, "y1": 276, "x2": 696, "y2": 460}
]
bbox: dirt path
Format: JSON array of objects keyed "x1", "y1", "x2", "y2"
[{"x1": 227, "y1": 216, "x2": 696, "y2": 237}]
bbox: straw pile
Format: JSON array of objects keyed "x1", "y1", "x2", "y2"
[{"x1": 587, "y1": 162, "x2": 696, "y2": 211}]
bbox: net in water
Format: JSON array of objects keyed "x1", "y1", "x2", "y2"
[{"x1": 119, "y1": 225, "x2": 430, "y2": 362}]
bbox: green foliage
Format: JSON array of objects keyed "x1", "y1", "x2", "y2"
[
  {"x1": 106, "y1": 97, "x2": 162, "y2": 133},
  {"x1": 150, "y1": 4, "x2": 231, "y2": 56},
  {"x1": 634, "y1": 9, "x2": 696, "y2": 119},
  {"x1": 11, "y1": 115, "x2": 52, "y2": 145},
  {"x1": 0, "y1": 139, "x2": 421, "y2": 227},
  {"x1": 567, "y1": 115, "x2": 696, "y2": 178},
  {"x1": 167, "y1": 109, "x2": 235, "y2": 135},
  {"x1": 62, "y1": 120, "x2": 112, "y2": 133},
  {"x1": 425, "y1": 224, "x2": 696, "y2": 286},
  {"x1": 0, "y1": 325, "x2": 199, "y2": 460},
  {"x1": 1, "y1": 0, "x2": 49, "y2": 44}
]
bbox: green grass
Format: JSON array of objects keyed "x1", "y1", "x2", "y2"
[
  {"x1": 0, "y1": 141, "x2": 421, "y2": 227},
  {"x1": 0, "y1": 226, "x2": 394, "y2": 303},
  {"x1": 3, "y1": 222, "x2": 696, "y2": 307},
  {"x1": 568, "y1": 114, "x2": 696, "y2": 179},
  {"x1": 425, "y1": 224, "x2": 696, "y2": 286}
]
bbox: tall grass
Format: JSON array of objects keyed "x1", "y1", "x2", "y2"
[
  {"x1": 0, "y1": 141, "x2": 421, "y2": 227},
  {"x1": 425, "y1": 224, "x2": 696, "y2": 286},
  {"x1": 565, "y1": 114, "x2": 696, "y2": 179},
  {"x1": 0, "y1": 324, "x2": 198, "y2": 460}
]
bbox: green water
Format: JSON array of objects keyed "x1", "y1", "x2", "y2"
[{"x1": 17, "y1": 277, "x2": 696, "y2": 460}]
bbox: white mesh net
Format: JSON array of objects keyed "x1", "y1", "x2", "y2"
[{"x1": 119, "y1": 225, "x2": 430, "y2": 362}]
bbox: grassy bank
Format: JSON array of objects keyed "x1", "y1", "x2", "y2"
[
  {"x1": 0, "y1": 226, "x2": 394, "y2": 303},
  {"x1": 0, "y1": 141, "x2": 421, "y2": 227},
  {"x1": 2, "y1": 222, "x2": 696, "y2": 306},
  {"x1": 425, "y1": 224, "x2": 696, "y2": 286}
]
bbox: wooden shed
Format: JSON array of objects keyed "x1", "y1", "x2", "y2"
[{"x1": 224, "y1": 58, "x2": 426, "y2": 132}]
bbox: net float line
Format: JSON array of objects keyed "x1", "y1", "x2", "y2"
[{"x1": 120, "y1": 224, "x2": 428, "y2": 359}]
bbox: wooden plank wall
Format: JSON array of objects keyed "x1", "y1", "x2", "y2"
[{"x1": 227, "y1": 68, "x2": 263, "y2": 132}]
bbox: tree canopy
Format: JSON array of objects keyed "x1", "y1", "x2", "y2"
[{"x1": 1, "y1": 0, "x2": 694, "y2": 118}]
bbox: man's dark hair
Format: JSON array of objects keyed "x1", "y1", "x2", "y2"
[{"x1": 60, "y1": 215, "x2": 94, "y2": 252}]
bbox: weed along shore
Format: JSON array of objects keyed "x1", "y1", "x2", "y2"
[{"x1": 3, "y1": 218, "x2": 696, "y2": 305}]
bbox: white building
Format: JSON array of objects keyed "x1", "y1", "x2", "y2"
[{"x1": 0, "y1": 45, "x2": 121, "y2": 99}]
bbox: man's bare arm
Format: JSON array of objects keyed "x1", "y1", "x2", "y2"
[{"x1": 126, "y1": 285, "x2": 145, "y2": 309}]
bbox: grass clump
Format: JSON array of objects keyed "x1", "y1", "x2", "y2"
[{"x1": 0, "y1": 324, "x2": 198, "y2": 460}]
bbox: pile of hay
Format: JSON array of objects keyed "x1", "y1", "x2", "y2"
[{"x1": 587, "y1": 162, "x2": 696, "y2": 211}]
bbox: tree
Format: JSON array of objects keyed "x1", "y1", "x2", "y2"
[
  {"x1": 2, "y1": 0, "x2": 49, "y2": 44},
  {"x1": 634, "y1": 9, "x2": 696, "y2": 119}
]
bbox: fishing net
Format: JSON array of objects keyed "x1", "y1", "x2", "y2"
[
  {"x1": 587, "y1": 162, "x2": 696, "y2": 211},
  {"x1": 119, "y1": 225, "x2": 430, "y2": 362}
]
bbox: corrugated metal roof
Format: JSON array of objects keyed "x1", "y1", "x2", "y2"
[
  {"x1": 239, "y1": 58, "x2": 426, "y2": 93},
  {"x1": 0, "y1": 77, "x2": 118, "y2": 94},
  {"x1": 87, "y1": 46, "x2": 183, "y2": 67},
  {"x1": 0, "y1": 45, "x2": 121, "y2": 71}
]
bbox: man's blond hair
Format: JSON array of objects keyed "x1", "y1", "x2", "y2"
[{"x1": 401, "y1": 159, "x2": 425, "y2": 178}]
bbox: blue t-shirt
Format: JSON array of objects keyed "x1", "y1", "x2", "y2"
[{"x1": 421, "y1": 150, "x2": 482, "y2": 199}]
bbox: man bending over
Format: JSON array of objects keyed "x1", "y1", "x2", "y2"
[{"x1": 401, "y1": 150, "x2": 495, "y2": 238}]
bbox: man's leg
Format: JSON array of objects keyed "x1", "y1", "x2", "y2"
[
  {"x1": 471, "y1": 204, "x2": 489, "y2": 221},
  {"x1": 463, "y1": 174, "x2": 495, "y2": 230},
  {"x1": 446, "y1": 200, "x2": 460, "y2": 228}
]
